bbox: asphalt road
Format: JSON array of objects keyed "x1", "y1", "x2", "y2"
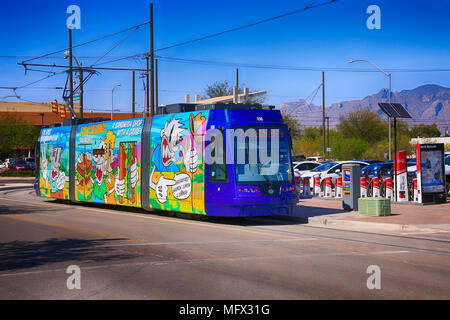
[{"x1": 0, "y1": 186, "x2": 449, "y2": 300}]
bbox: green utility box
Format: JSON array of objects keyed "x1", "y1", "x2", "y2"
[{"x1": 358, "y1": 198, "x2": 391, "y2": 216}]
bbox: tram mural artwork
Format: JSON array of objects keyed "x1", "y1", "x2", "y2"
[
  {"x1": 39, "y1": 126, "x2": 71, "y2": 199},
  {"x1": 74, "y1": 119, "x2": 143, "y2": 206},
  {"x1": 149, "y1": 111, "x2": 208, "y2": 214},
  {"x1": 36, "y1": 105, "x2": 298, "y2": 217}
]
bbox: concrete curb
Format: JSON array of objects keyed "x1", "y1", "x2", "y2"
[
  {"x1": 306, "y1": 215, "x2": 450, "y2": 234},
  {"x1": 267, "y1": 211, "x2": 450, "y2": 234}
]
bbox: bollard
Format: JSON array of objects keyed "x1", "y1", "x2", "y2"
[
  {"x1": 360, "y1": 177, "x2": 367, "y2": 198},
  {"x1": 295, "y1": 175, "x2": 301, "y2": 197},
  {"x1": 413, "y1": 178, "x2": 419, "y2": 202},
  {"x1": 303, "y1": 177, "x2": 311, "y2": 196},
  {"x1": 314, "y1": 176, "x2": 321, "y2": 197},
  {"x1": 385, "y1": 177, "x2": 394, "y2": 200},
  {"x1": 324, "y1": 177, "x2": 333, "y2": 198},
  {"x1": 335, "y1": 177, "x2": 343, "y2": 198},
  {"x1": 372, "y1": 177, "x2": 380, "y2": 198}
]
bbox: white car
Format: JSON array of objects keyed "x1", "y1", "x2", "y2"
[
  {"x1": 306, "y1": 156, "x2": 323, "y2": 162},
  {"x1": 293, "y1": 161, "x2": 321, "y2": 196},
  {"x1": 301, "y1": 160, "x2": 369, "y2": 191},
  {"x1": 0, "y1": 160, "x2": 6, "y2": 170},
  {"x1": 445, "y1": 154, "x2": 450, "y2": 176},
  {"x1": 293, "y1": 161, "x2": 321, "y2": 174}
]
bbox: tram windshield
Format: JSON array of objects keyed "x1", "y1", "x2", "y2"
[{"x1": 232, "y1": 126, "x2": 293, "y2": 184}]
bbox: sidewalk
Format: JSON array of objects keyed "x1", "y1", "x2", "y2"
[{"x1": 293, "y1": 197, "x2": 450, "y2": 233}]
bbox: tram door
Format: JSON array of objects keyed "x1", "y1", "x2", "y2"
[
  {"x1": 76, "y1": 144, "x2": 92, "y2": 201},
  {"x1": 191, "y1": 132, "x2": 205, "y2": 214},
  {"x1": 118, "y1": 141, "x2": 138, "y2": 206}
]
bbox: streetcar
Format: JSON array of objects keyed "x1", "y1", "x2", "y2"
[{"x1": 34, "y1": 103, "x2": 298, "y2": 217}]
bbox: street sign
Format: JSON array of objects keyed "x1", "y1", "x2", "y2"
[{"x1": 73, "y1": 95, "x2": 80, "y2": 102}]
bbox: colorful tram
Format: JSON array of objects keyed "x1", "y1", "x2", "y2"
[{"x1": 34, "y1": 103, "x2": 298, "y2": 217}]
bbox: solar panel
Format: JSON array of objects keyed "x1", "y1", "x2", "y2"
[
  {"x1": 390, "y1": 103, "x2": 412, "y2": 118},
  {"x1": 377, "y1": 103, "x2": 411, "y2": 118},
  {"x1": 378, "y1": 103, "x2": 400, "y2": 117}
]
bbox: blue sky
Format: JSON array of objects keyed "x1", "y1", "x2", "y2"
[{"x1": 0, "y1": 0, "x2": 449, "y2": 119}]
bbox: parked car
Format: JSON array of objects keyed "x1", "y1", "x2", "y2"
[
  {"x1": 292, "y1": 161, "x2": 321, "y2": 174},
  {"x1": 306, "y1": 156, "x2": 323, "y2": 162},
  {"x1": 24, "y1": 157, "x2": 36, "y2": 170},
  {"x1": 445, "y1": 154, "x2": 450, "y2": 195},
  {"x1": 292, "y1": 153, "x2": 306, "y2": 162},
  {"x1": 407, "y1": 158, "x2": 416, "y2": 173},
  {"x1": 301, "y1": 160, "x2": 369, "y2": 192},
  {"x1": 445, "y1": 154, "x2": 450, "y2": 176},
  {"x1": 0, "y1": 160, "x2": 6, "y2": 170},
  {"x1": 362, "y1": 159, "x2": 383, "y2": 165},
  {"x1": 361, "y1": 161, "x2": 393, "y2": 178},
  {"x1": 8, "y1": 160, "x2": 32, "y2": 171},
  {"x1": 4, "y1": 158, "x2": 15, "y2": 168}
]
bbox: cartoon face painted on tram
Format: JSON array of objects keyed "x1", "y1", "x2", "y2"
[{"x1": 149, "y1": 112, "x2": 207, "y2": 213}]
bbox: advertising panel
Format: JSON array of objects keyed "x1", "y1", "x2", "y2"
[
  {"x1": 395, "y1": 150, "x2": 408, "y2": 202},
  {"x1": 416, "y1": 143, "x2": 446, "y2": 204}
]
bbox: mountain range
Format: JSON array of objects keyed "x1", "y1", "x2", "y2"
[{"x1": 280, "y1": 84, "x2": 450, "y2": 136}]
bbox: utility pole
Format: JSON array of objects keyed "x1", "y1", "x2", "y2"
[
  {"x1": 325, "y1": 116, "x2": 330, "y2": 159},
  {"x1": 236, "y1": 68, "x2": 239, "y2": 90},
  {"x1": 146, "y1": 54, "x2": 149, "y2": 117},
  {"x1": 388, "y1": 73, "x2": 392, "y2": 160},
  {"x1": 155, "y1": 58, "x2": 158, "y2": 112},
  {"x1": 150, "y1": 2, "x2": 155, "y2": 116},
  {"x1": 79, "y1": 67, "x2": 84, "y2": 119},
  {"x1": 322, "y1": 71, "x2": 326, "y2": 160},
  {"x1": 132, "y1": 71, "x2": 135, "y2": 118},
  {"x1": 69, "y1": 28, "x2": 74, "y2": 119}
]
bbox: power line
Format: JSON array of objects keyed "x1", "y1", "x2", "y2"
[
  {"x1": 19, "y1": 21, "x2": 150, "y2": 64},
  {"x1": 154, "y1": 0, "x2": 338, "y2": 52},
  {"x1": 94, "y1": 0, "x2": 338, "y2": 67},
  {"x1": 157, "y1": 55, "x2": 450, "y2": 73}
]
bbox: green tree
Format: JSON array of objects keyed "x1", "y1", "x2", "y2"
[
  {"x1": 202, "y1": 80, "x2": 266, "y2": 104},
  {"x1": 0, "y1": 116, "x2": 40, "y2": 158},
  {"x1": 338, "y1": 109, "x2": 387, "y2": 143},
  {"x1": 281, "y1": 113, "x2": 302, "y2": 140},
  {"x1": 409, "y1": 123, "x2": 441, "y2": 138}
]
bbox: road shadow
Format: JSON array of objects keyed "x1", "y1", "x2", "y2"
[
  {"x1": 293, "y1": 203, "x2": 348, "y2": 218},
  {"x1": 0, "y1": 204, "x2": 68, "y2": 215},
  {"x1": 0, "y1": 238, "x2": 139, "y2": 272}
]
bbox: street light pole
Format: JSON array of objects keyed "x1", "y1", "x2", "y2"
[
  {"x1": 348, "y1": 59, "x2": 392, "y2": 160},
  {"x1": 111, "y1": 84, "x2": 121, "y2": 120}
]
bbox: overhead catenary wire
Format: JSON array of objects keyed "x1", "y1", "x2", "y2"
[
  {"x1": 156, "y1": 56, "x2": 450, "y2": 73},
  {"x1": 94, "y1": 0, "x2": 338, "y2": 67},
  {"x1": 19, "y1": 21, "x2": 150, "y2": 65},
  {"x1": 154, "y1": 0, "x2": 338, "y2": 52}
]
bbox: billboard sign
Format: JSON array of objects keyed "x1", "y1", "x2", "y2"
[{"x1": 416, "y1": 143, "x2": 446, "y2": 204}]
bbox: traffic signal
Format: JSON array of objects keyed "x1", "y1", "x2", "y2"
[
  {"x1": 60, "y1": 105, "x2": 66, "y2": 118},
  {"x1": 51, "y1": 100, "x2": 58, "y2": 114}
]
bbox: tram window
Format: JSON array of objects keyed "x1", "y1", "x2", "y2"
[{"x1": 209, "y1": 136, "x2": 228, "y2": 182}]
